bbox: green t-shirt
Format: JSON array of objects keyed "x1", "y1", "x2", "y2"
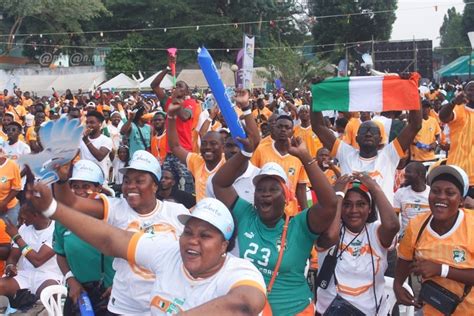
[
  {"x1": 53, "y1": 222, "x2": 115, "y2": 287},
  {"x1": 233, "y1": 198, "x2": 319, "y2": 315}
]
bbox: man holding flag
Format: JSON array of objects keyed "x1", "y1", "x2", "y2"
[{"x1": 310, "y1": 73, "x2": 422, "y2": 205}]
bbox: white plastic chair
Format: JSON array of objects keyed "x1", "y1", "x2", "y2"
[
  {"x1": 40, "y1": 285, "x2": 68, "y2": 316},
  {"x1": 384, "y1": 276, "x2": 415, "y2": 316}
]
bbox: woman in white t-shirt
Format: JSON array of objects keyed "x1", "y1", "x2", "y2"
[
  {"x1": 0, "y1": 202, "x2": 62, "y2": 297},
  {"x1": 316, "y1": 172, "x2": 400, "y2": 315},
  {"x1": 53, "y1": 150, "x2": 189, "y2": 315},
  {"x1": 27, "y1": 186, "x2": 267, "y2": 315}
]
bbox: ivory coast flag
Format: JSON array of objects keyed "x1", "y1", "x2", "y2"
[{"x1": 312, "y1": 73, "x2": 421, "y2": 112}]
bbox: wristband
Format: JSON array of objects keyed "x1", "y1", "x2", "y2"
[
  {"x1": 64, "y1": 271, "x2": 75, "y2": 282},
  {"x1": 5, "y1": 263, "x2": 14, "y2": 270},
  {"x1": 240, "y1": 150, "x2": 253, "y2": 158},
  {"x1": 335, "y1": 191, "x2": 345, "y2": 199},
  {"x1": 21, "y1": 245, "x2": 32, "y2": 257},
  {"x1": 43, "y1": 199, "x2": 58, "y2": 218},
  {"x1": 56, "y1": 179, "x2": 69, "y2": 184},
  {"x1": 306, "y1": 158, "x2": 317, "y2": 166},
  {"x1": 440, "y1": 264, "x2": 450, "y2": 278},
  {"x1": 241, "y1": 106, "x2": 251, "y2": 112},
  {"x1": 168, "y1": 115, "x2": 177, "y2": 120},
  {"x1": 242, "y1": 109, "x2": 252, "y2": 116},
  {"x1": 12, "y1": 234, "x2": 21, "y2": 243}
]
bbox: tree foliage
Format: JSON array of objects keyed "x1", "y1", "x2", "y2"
[
  {"x1": 462, "y1": 0, "x2": 474, "y2": 36},
  {"x1": 310, "y1": 0, "x2": 397, "y2": 61},
  {"x1": 256, "y1": 40, "x2": 332, "y2": 91},
  {"x1": 0, "y1": 0, "x2": 108, "y2": 53},
  {"x1": 439, "y1": 7, "x2": 470, "y2": 62},
  {"x1": 101, "y1": 0, "x2": 306, "y2": 78}
]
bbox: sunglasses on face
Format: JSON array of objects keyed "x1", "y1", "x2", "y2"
[{"x1": 358, "y1": 126, "x2": 380, "y2": 135}]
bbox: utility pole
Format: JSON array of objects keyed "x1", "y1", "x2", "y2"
[
  {"x1": 345, "y1": 44, "x2": 349, "y2": 76},
  {"x1": 371, "y1": 35, "x2": 375, "y2": 65},
  {"x1": 413, "y1": 37, "x2": 418, "y2": 73}
]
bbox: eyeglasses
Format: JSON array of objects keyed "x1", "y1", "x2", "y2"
[{"x1": 358, "y1": 126, "x2": 380, "y2": 135}]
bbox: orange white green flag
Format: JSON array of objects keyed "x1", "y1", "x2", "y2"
[{"x1": 311, "y1": 73, "x2": 421, "y2": 112}]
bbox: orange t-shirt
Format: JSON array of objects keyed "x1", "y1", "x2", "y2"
[
  {"x1": 324, "y1": 167, "x2": 340, "y2": 186},
  {"x1": 252, "y1": 107, "x2": 272, "y2": 120},
  {"x1": 293, "y1": 125, "x2": 322, "y2": 158},
  {"x1": 0, "y1": 159, "x2": 21, "y2": 209},
  {"x1": 25, "y1": 126, "x2": 38, "y2": 143},
  {"x1": 410, "y1": 116, "x2": 441, "y2": 162},
  {"x1": 398, "y1": 210, "x2": 474, "y2": 316},
  {"x1": 9, "y1": 105, "x2": 27, "y2": 123},
  {"x1": 186, "y1": 153, "x2": 225, "y2": 202},
  {"x1": 21, "y1": 97, "x2": 33, "y2": 109},
  {"x1": 150, "y1": 132, "x2": 167, "y2": 165},
  {"x1": 251, "y1": 141, "x2": 309, "y2": 216},
  {"x1": 447, "y1": 105, "x2": 474, "y2": 185},
  {"x1": 0, "y1": 220, "x2": 10, "y2": 275}
]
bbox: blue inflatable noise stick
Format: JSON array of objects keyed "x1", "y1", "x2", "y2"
[{"x1": 197, "y1": 47, "x2": 247, "y2": 149}]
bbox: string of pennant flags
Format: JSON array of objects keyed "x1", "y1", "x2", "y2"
[
  {"x1": 3, "y1": 40, "x2": 471, "y2": 54},
  {"x1": 2, "y1": 1, "x2": 472, "y2": 40}
]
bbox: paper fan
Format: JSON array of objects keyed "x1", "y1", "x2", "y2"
[{"x1": 19, "y1": 117, "x2": 84, "y2": 184}]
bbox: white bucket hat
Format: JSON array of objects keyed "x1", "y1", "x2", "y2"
[
  {"x1": 178, "y1": 198, "x2": 234, "y2": 240},
  {"x1": 427, "y1": 165, "x2": 469, "y2": 197},
  {"x1": 119, "y1": 150, "x2": 161, "y2": 183},
  {"x1": 253, "y1": 162, "x2": 288, "y2": 186},
  {"x1": 69, "y1": 160, "x2": 104, "y2": 184}
]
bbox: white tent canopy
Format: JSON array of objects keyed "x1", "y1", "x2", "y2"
[
  {"x1": 0, "y1": 66, "x2": 105, "y2": 96},
  {"x1": 139, "y1": 71, "x2": 174, "y2": 90},
  {"x1": 99, "y1": 73, "x2": 138, "y2": 90}
]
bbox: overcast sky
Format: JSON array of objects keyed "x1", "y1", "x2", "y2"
[{"x1": 391, "y1": 0, "x2": 466, "y2": 46}]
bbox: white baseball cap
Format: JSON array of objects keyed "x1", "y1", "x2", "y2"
[
  {"x1": 427, "y1": 165, "x2": 469, "y2": 197},
  {"x1": 253, "y1": 162, "x2": 288, "y2": 186},
  {"x1": 119, "y1": 150, "x2": 161, "y2": 183},
  {"x1": 69, "y1": 160, "x2": 105, "y2": 184},
  {"x1": 178, "y1": 198, "x2": 234, "y2": 240}
]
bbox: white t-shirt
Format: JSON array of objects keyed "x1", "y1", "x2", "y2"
[
  {"x1": 103, "y1": 196, "x2": 188, "y2": 315},
  {"x1": 333, "y1": 139, "x2": 403, "y2": 205},
  {"x1": 13, "y1": 222, "x2": 61, "y2": 277},
  {"x1": 79, "y1": 135, "x2": 113, "y2": 179},
  {"x1": 205, "y1": 162, "x2": 260, "y2": 204},
  {"x1": 106, "y1": 123, "x2": 123, "y2": 151},
  {"x1": 393, "y1": 185, "x2": 430, "y2": 235},
  {"x1": 131, "y1": 234, "x2": 266, "y2": 315},
  {"x1": 110, "y1": 157, "x2": 126, "y2": 184},
  {"x1": 317, "y1": 222, "x2": 389, "y2": 315},
  {"x1": 3, "y1": 140, "x2": 31, "y2": 188}
]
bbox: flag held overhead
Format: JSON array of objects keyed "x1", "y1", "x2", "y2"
[{"x1": 311, "y1": 73, "x2": 421, "y2": 112}]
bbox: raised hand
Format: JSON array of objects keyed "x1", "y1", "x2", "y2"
[
  {"x1": 235, "y1": 89, "x2": 250, "y2": 109},
  {"x1": 288, "y1": 136, "x2": 309, "y2": 159},
  {"x1": 352, "y1": 171, "x2": 380, "y2": 192},
  {"x1": 25, "y1": 182, "x2": 54, "y2": 213},
  {"x1": 333, "y1": 174, "x2": 353, "y2": 194}
]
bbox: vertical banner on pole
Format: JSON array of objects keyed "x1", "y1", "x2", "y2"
[{"x1": 242, "y1": 34, "x2": 255, "y2": 89}]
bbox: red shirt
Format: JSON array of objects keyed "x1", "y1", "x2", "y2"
[{"x1": 165, "y1": 97, "x2": 196, "y2": 152}]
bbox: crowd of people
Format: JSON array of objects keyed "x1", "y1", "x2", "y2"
[{"x1": 0, "y1": 68, "x2": 472, "y2": 316}]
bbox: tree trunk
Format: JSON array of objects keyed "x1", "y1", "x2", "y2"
[{"x1": 5, "y1": 17, "x2": 23, "y2": 54}]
